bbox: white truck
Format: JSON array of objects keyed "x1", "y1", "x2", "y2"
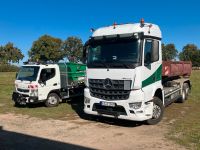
[
  {"x1": 83, "y1": 20, "x2": 192, "y2": 124},
  {"x1": 12, "y1": 62, "x2": 86, "y2": 107}
]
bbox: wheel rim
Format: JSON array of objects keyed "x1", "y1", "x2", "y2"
[
  {"x1": 186, "y1": 87, "x2": 189, "y2": 96},
  {"x1": 152, "y1": 104, "x2": 161, "y2": 119},
  {"x1": 182, "y1": 90, "x2": 186, "y2": 100},
  {"x1": 48, "y1": 96, "x2": 57, "y2": 105}
]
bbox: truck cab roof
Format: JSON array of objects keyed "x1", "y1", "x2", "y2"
[
  {"x1": 22, "y1": 64, "x2": 58, "y2": 68},
  {"x1": 92, "y1": 23, "x2": 162, "y2": 39}
]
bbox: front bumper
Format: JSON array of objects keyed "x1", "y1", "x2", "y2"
[
  {"x1": 84, "y1": 88, "x2": 153, "y2": 121},
  {"x1": 12, "y1": 92, "x2": 39, "y2": 105}
]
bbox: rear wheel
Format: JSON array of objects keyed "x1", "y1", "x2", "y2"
[
  {"x1": 184, "y1": 83, "x2": 189, "y2": 99},
  {"x1": 146, "y1": 97, "x2": 164, "y2": 125},
  {"x1": 179, "y1": 83, "x2": 189, "y2": 103},
  {"x1": 45, "y1": 93, "x2": 60, "y2": 107}
]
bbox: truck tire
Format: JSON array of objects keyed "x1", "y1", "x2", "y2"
[
  {"x1": 146, "y1": 97, "x2": 164, "y2": 125},
  {"x1": 14, "y1": 99, "x2": 26, "y2": 107},
  {"x1": 14, "y1": 101, "x2": 23, "y2": 107},
  {"x1": 45, "y1": 93, "x2": 60, "y2": 107},
  {"x1": 183, "y1": 83, "x2": 189, "y2": 99},
  {"x1": 179, "y1": 83, "x2": 188, "y2": 103}
]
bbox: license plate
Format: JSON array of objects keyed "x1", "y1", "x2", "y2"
[{"x1": 100, "y1": 101, "x2": 116, "y2": 107}]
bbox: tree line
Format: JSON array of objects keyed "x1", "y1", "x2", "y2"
[
  {"x1": 162, "y1": 43, "x2": 200, "y2": 66},
  {"x1": 0, "y1": 43, "x2": 24, "y2": 64},
  {"x1": 0, "y1": 35, "x2": 200, "y2": 67},
  {"x1": 0, "y1": 35, "x2": 83, "y2": 64}
]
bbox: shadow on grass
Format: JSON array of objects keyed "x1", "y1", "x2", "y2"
[
  {"x1": 0, "y1": 126, "x2": 93, "y2": 150},
  {"x1": 68, "y1": 96, "x2": 144, "y2": 128},
  {"x1": 14, "y1": 102, "x2": 46, "y2": 108},
  {"x1": 13, "y1": 96, "x2": 144, "y2": 127}
]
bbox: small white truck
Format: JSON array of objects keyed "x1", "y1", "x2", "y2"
[
  {"x1": 83, "y1": 20, "x2": 192, "y2": 124},
  {"x1": 12, "y1": 62, "x2": 86, "y2": 107}
]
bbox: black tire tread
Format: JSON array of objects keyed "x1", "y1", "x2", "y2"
[
  {"x1": 146, "y1": 97, "x2": 164, "y2": 125},
  {"x1": 45, "y1": 93, "x2": 60, "y2": 107}
]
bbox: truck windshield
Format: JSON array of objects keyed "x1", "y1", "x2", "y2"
[
  {"x1": 87, "y1": 38, "x2": 141, "y2": 68},
  {"x1": 17, "y1": 66, "x2": 40, "y2": 81}
]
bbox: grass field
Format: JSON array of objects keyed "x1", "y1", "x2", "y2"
[
  {"x1": 165, "y1": 70, "x2": 200, "y2": 149},
  {"x1": 0, "y1": 71, "x2": 200, "y2": 149}
]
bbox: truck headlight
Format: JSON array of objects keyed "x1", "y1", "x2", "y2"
[
  {"x1": 84, "y1": 97, "x2": 90, "y2": 104},
  {"x1": 129, "y1": 102, "x2": 142, "y2": 109}
]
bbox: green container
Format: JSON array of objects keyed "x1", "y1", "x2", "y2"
[{"x1": 58, "y1": 62, "x2": 86, "y2": 87}]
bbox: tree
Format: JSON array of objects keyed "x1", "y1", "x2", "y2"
[
  {"x1": 63, "y1": 36, "x2": 83, "y2": 62},
  {"x1": 162, "y1": 43, "x2": 178, "y2": 61},
  {"x1": 0, "y1": 46, "x2": 5, "y2": 63},
  {"x1": 0, "y1": 42, "x2": 24, "y2": 64},
  {"x1": 179, "y1": 44, "x2": 200, "y2": 67},
  {"x1": 29, "y1": 35, "x2": 63, "y2": 62}
]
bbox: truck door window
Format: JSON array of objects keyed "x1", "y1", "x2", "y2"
[
  {"x1": 152, "y1": 40, "x2": 159, "y2": 62},
  {"x1": 144, "y1": 39, "x2": 159, "y2": 64},
  {"x1": 144, "y1": 40, "x2": 152, "y2": 64},
  {"x1": 40, "y1": 68, "x2": 55, "y2": 82}
]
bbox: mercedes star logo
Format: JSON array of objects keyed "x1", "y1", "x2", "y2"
[{"x1": 104, "y1": 78, "x2": 112, "y2": 89}]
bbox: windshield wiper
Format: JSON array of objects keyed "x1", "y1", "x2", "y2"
[
  {"x1": 92, "y1": 61, "x2": 110, "y2": 69},
  {"x1": 112, "y1": 61, "x2": 140, "y2": 68},
  {"x1": 109, "y1": 62, "x2": 132, "y2": 68}
]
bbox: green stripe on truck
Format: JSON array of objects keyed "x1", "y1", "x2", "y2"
[{"x1": 142, "y1": 65, "x2": 162, "y2": 88}]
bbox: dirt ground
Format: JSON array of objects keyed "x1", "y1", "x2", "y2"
[{"x1": 0, "y1": 113, "x2": 185, "y2": 150}]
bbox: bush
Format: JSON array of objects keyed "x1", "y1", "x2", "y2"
[{"x1": 0, "y1": 64, "x2": 19, "y2": 72}]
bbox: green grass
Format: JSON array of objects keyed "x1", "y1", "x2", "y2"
[
  {"x1": 166, "y1": 70, "x2": 200, "y2": 150},
  {"x1": 0, "y1": 72, "x2": 77, "y2": 120},
  {"x1": 1, "y1": 71, "x2": 200, "y2": 149}
]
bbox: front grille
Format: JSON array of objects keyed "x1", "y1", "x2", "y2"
[
  {"x1": 17, "y1": 88, "x2": 29, "y2": 93},
  {"x1": 89, "y1": 79, "x2": 131, "y2": 100}
]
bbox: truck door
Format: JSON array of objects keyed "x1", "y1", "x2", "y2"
[
  {"x1": 142, "y1": 39, "x2": 162, "y2": 101},
  {"x1": 38, "y1": 67, "x2": 60, "y2": 100}
]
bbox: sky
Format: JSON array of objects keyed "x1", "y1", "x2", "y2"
[{"x1": 0, "y1": 0, "x2": 200, "y2": 64}]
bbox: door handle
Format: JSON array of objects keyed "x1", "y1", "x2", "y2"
[{"x1": 53, "y1": 83, "x2": 57, "y2": 86}]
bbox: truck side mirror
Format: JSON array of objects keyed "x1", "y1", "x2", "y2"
[
  {"x1": 15, "y1": 72, "x2": 18, "y2": 78},
  {"x1": 82, "y1": 43, "x2": 89, "y2": 64},
  {"x1": 82, "y1": 57, "x2": 86, "y2": 64},
  {"x1": 82, "y1": 47, "x2": 86, "y2": 64},
  {"x1": 38, "y1": 80, "x2": 43, "y2": 84},
  {"x1": 38, "y1": 79, "x2": 46, "y2": 85}
]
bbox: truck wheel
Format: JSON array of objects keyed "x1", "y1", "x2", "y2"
[
  {"x1": 179, "y1": 84, "x2": 188, "y2": 103},
  {"x1": 14, "y1": 100, "x2": 26, "y2": 107},
  {"x1": 183, "y1": 83, "x2": 189, "y2": 98},
  {"x1": 45, "y1": 93, "x2": 60, "y2": 107},
  {"x1": 146, "y1": 97, "x2": 164, "y2": 125},
  {"x1": 14, "y1": 101, "x2": 23, "y2": 107}
]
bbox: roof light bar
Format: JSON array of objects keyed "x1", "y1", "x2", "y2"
[
  {"x1": 113, "y1": 22, "x2": 117, "y2": 29},
  {"x1": 140, "y1": 18, "x2": 145, "y2": 27}
]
